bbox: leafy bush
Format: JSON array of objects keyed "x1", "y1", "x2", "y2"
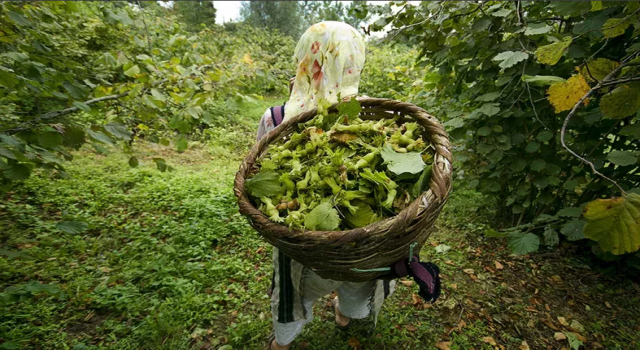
[
  {"x1": 369, "y1": 1, "x2": 640, "y2": 258},
  {"x1": 0, "y1": 2, "x2": 294, "y2": 188},
  {"x1": 360, "y1": 42, "x2": 426, "y2": 100}
]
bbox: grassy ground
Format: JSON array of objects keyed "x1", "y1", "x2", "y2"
[{"x1": 1, "y1": 97, "x2": 640, "y2": 350}]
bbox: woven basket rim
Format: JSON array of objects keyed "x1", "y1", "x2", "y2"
[{"x1": 234, "y1": 97, "x2": 453, "y2": 244}]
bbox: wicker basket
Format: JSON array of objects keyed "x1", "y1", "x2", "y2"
[{"x1": 234, "y1": 98, "x2": 452, "y2": 282}]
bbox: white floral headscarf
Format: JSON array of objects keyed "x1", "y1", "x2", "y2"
[{"x1": 284, "y1": 21, "x2": 366, "y2": 120}]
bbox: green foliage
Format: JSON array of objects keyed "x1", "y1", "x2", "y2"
[
  {"x1": 239, "y1": 1, "x2": 367, "y2": 40},
  {"x1": 240, "y1": 1, "x2": 302, "y2": 38},
  {"x1": 2, "y1": 143, "x2": 639, "y2": 348},
  {"x1": 304, "y1": 202, "x2": 341, "y2": 230},
  {"x1": 583, "y1": 194, "x2": 640, "y2": 255},
  {"x1": 507, "y1": 232, "x2": 540, "y2": 255},
  {"x1": 248, "y1": 100, "x2": 434, "y2": 230},
  {"x1": 380, "y1": 143, "x2": 426, "y2": 175},
  {"x1": 0, "y1": 2, "x2": 295, "y2": 188},
  {"x1": 343, "y1": 201, "x2": 379, "y2": 228},
  {"x1": 366, "y1": 1, "x2": 640, "y2": 257},
  {"x1": 300, "y1": 1, "x2": 368, "y2": 33},
  {"x1": 1, "y1": 281, "x2": 65, "y2": 305},
  {"x1": 245, "y1": 171, "x2": 284, "y2": 198},
  {"x1": 0, "y1": 143, "x2": 273, "y2": 348},
  {"x1": 173, "y1": 1, "x2": 216, "y2": 32},
  {"x1": 56, "y1": 221, "x2": 89, "y2": 234},
  {"x1": 359, "y1": 43, "x2": 427, "y2": 101}
]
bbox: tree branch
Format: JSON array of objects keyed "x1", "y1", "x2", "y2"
[
  {"x1": 2, "y1": 92, "x2": 129, "y2": 134},
  {"x1": 137, "y1": 0, "x2": 152, "y2": 52},
  {"x1": 449, "y1": 1, "x2": 484, "y2": 20},
  {"x1": 386, "y1": 2, "x2": 484, "y2": 42},
  {"x1": 559, "y1": 62, "x2": 632, "y2": 195},
  {"x1": 385, "y1": 18, "x2": 429, "y2": 42},
  {"x1": 598, "y1": 75, "x2": 640, "y2": 88},
  {"x1": 575, "y1": 7, "x2": 640, "y2": 39}
]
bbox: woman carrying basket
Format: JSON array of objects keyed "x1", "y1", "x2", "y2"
[{"x1": 256, "y1": 22, "x2": 396, "y2": 350}]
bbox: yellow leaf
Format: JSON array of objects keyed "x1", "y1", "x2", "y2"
[
  {"x1": 547, "y1": 74, "x2": 591, "y2": 113},
  {"x1": 535, "y1": 37, "x2": 572, "y2": 65},
  {"x1": 330, "y1": 131, "x2": 357, "y2": 144},
  {"x1": 482, "y1": 336, "x2": 497, "y2": 346},
  {"x1": 243, "y1": 53, "x2": 254, "y2": 64},
  {"x1": 555, "y1": 332, "x2": 567, "y2": 340},
  {"x1": 400, "y1": 279, "x2": 414, "y2": 287},
  {"x1": 435, "y1": 341, "x2": 452, "y2": 350},
  {"x1": 557, "y1": 316, "x2": 570, "y2": 326}
]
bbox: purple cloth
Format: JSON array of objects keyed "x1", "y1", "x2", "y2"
[{"x1": 387, "y1": 255, "x2": 441, "y2": 303}]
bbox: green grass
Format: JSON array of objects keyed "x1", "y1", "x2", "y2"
[{"x1": 1, "y1": 97, "x2": 640, "y2": 349}]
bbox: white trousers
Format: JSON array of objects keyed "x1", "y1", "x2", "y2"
[{"x1": 270, "y1": 248, "x2": 396, "y2": 345}]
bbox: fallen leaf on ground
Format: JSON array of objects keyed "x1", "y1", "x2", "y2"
[
  {"x1": 99, "y1": 266, "x2": 111, "y2": 273},
  {"x1": 348, "y1": 337, "x2": 361, "y2": 350},
  {"x1": 446, "y1": 320, "x2": 467, "y2": 335},
  {"x1": 543, "y1": 318, "x2": 560, "y2": 331},
  {"x1": 573, "y1": 332, "x2": 588, "y2": 343},
  {"x1": 435, "y1": 244, "x2": 451, "y2": 253},
  {"x1": 569, "y1": 320, "x2": 585, "y2": 333},
  {"x1": 605, "y1": 301, "x2": 612, "y2": 308},
  {"x1": 17, "y1": 243, "x2": 38, "y2": 249},
  {"x1": 554, "y1": 332, "x2": 567, "y2": 340},
  {"x1": 405, "y1": 325, "x2": 418, "y2": 332},
  {"x1": 495, "y1": 261, "x2": 504, "y2": 269},
  {"x1": 463, "y1": 268, "x2": 475, "y2": 274},
  {"x1": 435, "y1": 341, "x2": 452, "y2": 350},
  {"x1": 482, "y1": 336, "x2": 497, "y2": 346},
  {"x1": 519, "y1": 340, "x2": 530, "y2": 350},
  {"x1": 411, "y1": 293, "x2": 421, "y2": 305},
  {"x1": 450, "y1": 283, "x2": 458, "y2": 290},
  {"x1": 441, "y1": 298, "x2": 458, "y2": 309},
  {"x1": 557, "y1": 316, "x2": 570, "y2": 327},
  {"x1": 400, "y1": 279, "x2": 414, "y2": 287}
]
